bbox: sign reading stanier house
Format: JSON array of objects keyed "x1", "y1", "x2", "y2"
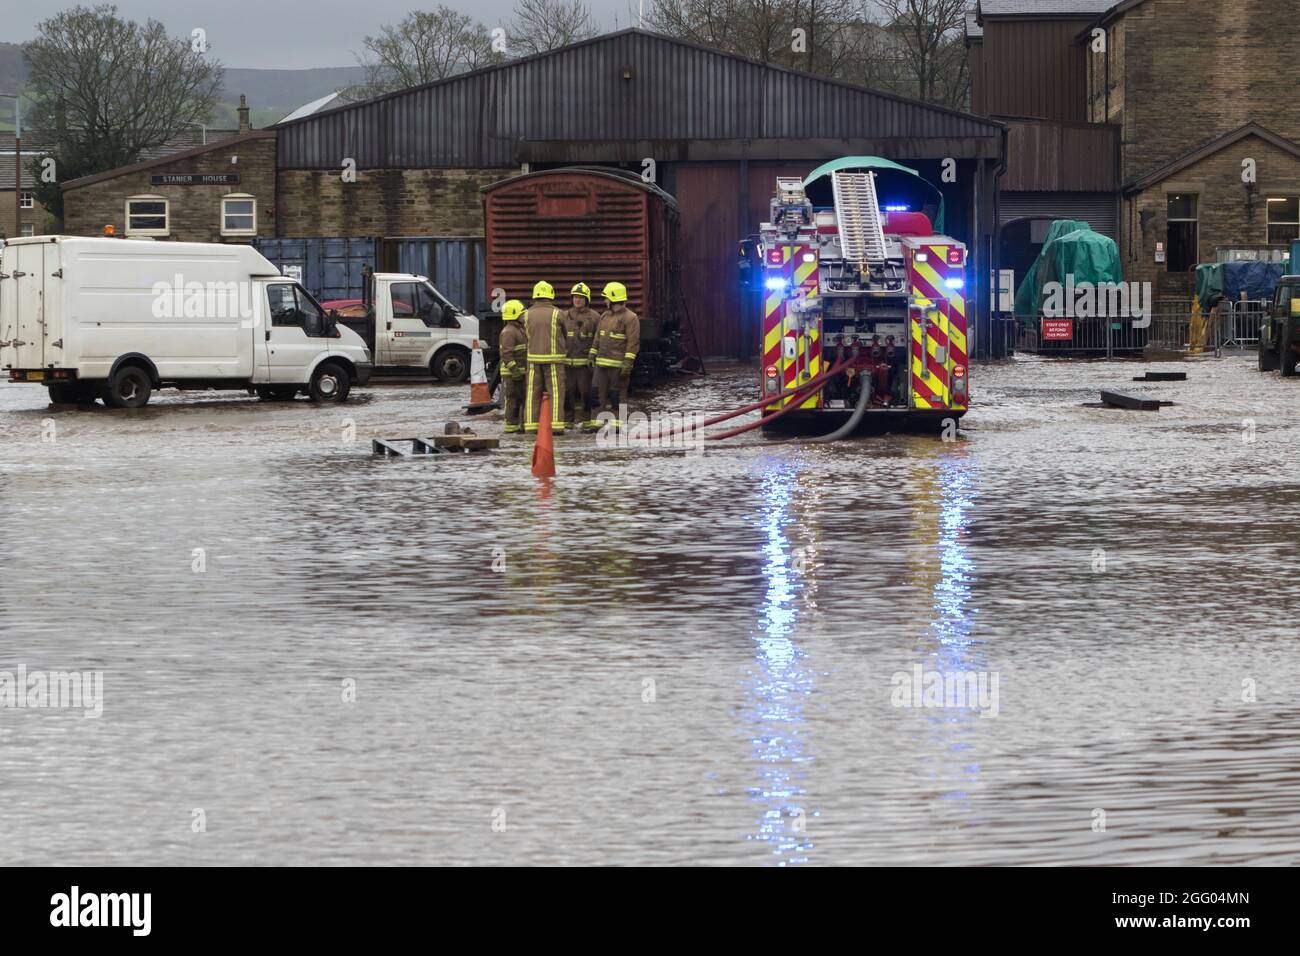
[{"x1": 150, "y1": 174, "x2": 241, "y2": 186}]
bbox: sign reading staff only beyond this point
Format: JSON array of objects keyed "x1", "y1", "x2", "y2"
[{"x1": 150, "y1": 174, "x2": 240, "y2": 186}]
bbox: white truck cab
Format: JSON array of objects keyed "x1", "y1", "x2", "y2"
[
  {"x1": 0, "y1": 236, "x2": 372, "y2": 407},
  {"x1": 328, "y1": 272, "x2": 481, "y2": 381}
]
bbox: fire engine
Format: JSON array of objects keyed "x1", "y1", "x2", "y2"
[{"x1": 749, "y1": 157, "x2": 970, "y2": 431}]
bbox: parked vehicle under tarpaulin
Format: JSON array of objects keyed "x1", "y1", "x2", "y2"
[
  {"x1": 1014, "y1": 220, "x2": 1123, "y2": 324},
  {"x1": 1194, "y1": 260, "x2": 1290, "y2": 311}
]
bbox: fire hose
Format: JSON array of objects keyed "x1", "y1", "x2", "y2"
[{"x1": 626, "y1": 355, "x2": 855, "y2": 443}]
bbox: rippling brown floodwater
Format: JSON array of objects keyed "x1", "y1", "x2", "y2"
[{"x1": 1, "y1": 353, "x2": 1298, "y2": 865}]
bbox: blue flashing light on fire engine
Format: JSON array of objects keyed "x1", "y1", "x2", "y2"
[
  {"x1": 882, "y1": 203, "x2": 910, "y2": 212},
  {"x1": 945, "y1": 277, "x2": 964, "y2": 289},
  {"x1": 765, "y1": 277, "x2": 789, "y2": 291}
]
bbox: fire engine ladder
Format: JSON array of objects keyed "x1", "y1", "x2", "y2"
[{"x1": 831, "y1": 170, "x2": 887, "y2": 268}]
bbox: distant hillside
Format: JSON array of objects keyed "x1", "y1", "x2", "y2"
[
  {"x1": 0, "y1": 42, "x2": 25, "y2": 93},
  {"x1": 0, "y1": 44, "x2": 364, "y2": 125},
  {"x1": 221, "y1": 66, "x2": 367, "y2": 115}
]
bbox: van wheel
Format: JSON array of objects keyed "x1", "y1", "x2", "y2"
[
  {"x1": 47, "y1": 383, "x2": 75, "y2": 404},
  {"x1": 256, "y1": 386, "x2": 299, "y2": 401},
  {"x1": 103, "y1": 366, "x2": 153, "y2": 408},
  {"x1": 309, "y1": 363, "x2": 351, "y2": 402},
  {"x1": 433, "y1": 346, "x2": 470, "y2": 383}
]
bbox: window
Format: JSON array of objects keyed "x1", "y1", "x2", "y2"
[
  {"x1": 221, "y1": 194, "x2": 256, "y2": 236},
  {"x1": 1267, "y1": 197, "x2": 1300, "y2": 246},
  {"x1": 389, "y1": 281, "x2": 442, "y2": 327},
  {"x1": 20, "y1": 223, "x2": 34, "y2": 237},
  {"x1": 267, "y1": 283, "x2": 328, "y2": 336},
  {"x1": 1166, "y1": 193, "x2": 1198, "y2": 272},
  {"x1": 19, "y1": 192, "x2": 33, "y2": 209},
  {"x1": 125, "y1": 196, "x2": 169, "y2": 236}
]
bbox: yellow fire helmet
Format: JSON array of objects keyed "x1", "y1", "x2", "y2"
[
  {"x1": 570, "y1": 282, "x2": 592, "y2": 301},
  {"x1": 602, "y1": 281, "x2": 628, "y2": 304},
  {"x1": 532, "y1": 280, "x2": 555, "y2": 300},
  {"x1": 502, "y1": 299, "x2": 525, "y2": 322}
]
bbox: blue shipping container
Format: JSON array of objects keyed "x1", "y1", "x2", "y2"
[
  {"x1": 254, "y1": 236, "x2": 487, "y2": 314},
  {"x1": 253, "y1": 237, "x2": 376, "y2": 302}
]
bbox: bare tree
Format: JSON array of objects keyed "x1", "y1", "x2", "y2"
[
  {"x1": 509, "y1": 0, "x2": 600, "y2": 55},
  {"x1": 869, "y1": 0, "x2": 968, "y2": 106},
  {"x1": 22, "y1": 3, "x2": 223, "y2": 218},
  {"x1": 356, "y1": 6, "x2": 504, "y2": 97},
  {"x1": 641, "y1": 0, "x2": 970, "y2": 108},
  {"x1": 645, "y1": 0, "x2": 866, "y2": 73}
]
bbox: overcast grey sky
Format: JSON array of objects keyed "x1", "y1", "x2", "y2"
[{"x1": 1, "y1": 0, "x2": 639, "y2": 69}]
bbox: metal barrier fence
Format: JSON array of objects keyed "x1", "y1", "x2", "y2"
[
  {"x1": 1015, "y1": 315, "x2": 1150, "y2": 356},
  {"x1": 1014, "y1": 306, "x2": 1264, "y2": 357},
  {"x1": 1224, "y1": 301, "x2": 1265, "y2": 347}
]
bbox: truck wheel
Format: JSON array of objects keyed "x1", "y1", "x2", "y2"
[
  {"x1": 309, "y1": 362, "x2": 351, "y2": 403},
  {"x1": 1259, "y1": 336, "x2": 1278, "y2": 371},
  {"x1": 256, "y1": 386, "x2": 299, "y2": 401},
  {"x1": 1283, "y1": 349, "x2": 1299, "y2": 377},
  {"x1": 47, "y1": 383, "x2": 75, "y2": 404},
  {"x1": 432, "y1": 346, "x2": 470, "y2": 383},
  {"x1": 103, "y1": 366, "x2": 152, "y2": 408}
]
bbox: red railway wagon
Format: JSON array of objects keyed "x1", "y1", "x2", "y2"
[{"x1": 482, "y1": 167, "x2": 685, "y2": 377}]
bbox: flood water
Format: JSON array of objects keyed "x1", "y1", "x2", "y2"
[{"x1": 2, "y1": 354, "x2": 1298, "y2": 866}]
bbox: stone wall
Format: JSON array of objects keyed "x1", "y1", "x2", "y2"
[
  {"x1": 63, "y1": 133, "x2": 276, "y2": 242},
  {"x1": 275, "y1": 167, "x2": 511, "y2": 237}
]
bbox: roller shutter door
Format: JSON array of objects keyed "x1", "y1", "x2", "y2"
[{"x1": 999, "y1": 192, "x2": 1119, "y2": 239}]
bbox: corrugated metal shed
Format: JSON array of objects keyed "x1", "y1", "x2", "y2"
[{"x1": 276, "y1": 29, "x2": 1004, "y2": 170}]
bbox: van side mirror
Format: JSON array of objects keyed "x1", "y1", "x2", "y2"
[{"x1": 441, "y1": 304, "x2": 458, "y2": 327}]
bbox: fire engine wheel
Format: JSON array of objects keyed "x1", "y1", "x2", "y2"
[
  {"x1": 103, "y1": 366, "x2": 153, "y2": 409},
  {"x1": 1282, "y1": 350, "x2": 1298, "y2": 377},
  {"x1": 432, "y1": 347, "x2": 471, "y2": 383},
  {"x1": 309, "y1": 363, "x2": 351, "y2": 403},
  {"x1": 256, "y1": 386, "x2": 299, "y2": 401}
]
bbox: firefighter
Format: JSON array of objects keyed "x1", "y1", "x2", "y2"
[
  {"x1": 584, "y1": 281, "x2": 639, "y2": 430},
  {"x1": 562, "y1": 282, "x2": 600, "y2": 429},
  {"x1": 523, "y1": 280, "x2": 568, "y2": 434},
  {"x1": 497, "y1": 299, "x2": 527, "y2": 433}
]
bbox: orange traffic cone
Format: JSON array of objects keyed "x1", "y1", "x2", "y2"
[
  {"x1": 532, "y1": 393, "x2": 556, "y2": 478},
  {"x1": 464, "y1": 340, "x2": 495, "y2": 413}
]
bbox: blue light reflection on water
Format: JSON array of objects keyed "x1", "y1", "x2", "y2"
[
  {"x1": 743, "y1": 460, "x2": 816, "y2": 866},
  {"x1": 918, "y1": 450, "x2": 985, "y2": 820}
]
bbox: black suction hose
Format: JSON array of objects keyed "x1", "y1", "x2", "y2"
[{"x1": 805, "y1": 372, "x2": 871, "y2": 443}]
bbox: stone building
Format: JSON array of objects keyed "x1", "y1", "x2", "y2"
[
  {"x1": 62, "y1": 130, "x2": 276, "y2": 242},
  {"x1": 970, "y1": 0, "x2": 1300, "y2": 300},
  {"x1": 0, "y1": 133, "x2": 51, "y2": 238},
  {"x1": 1086, "y1": 0, "x2": 1300, "y2": 293}
]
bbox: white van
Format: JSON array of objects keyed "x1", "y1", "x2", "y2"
[
  {"x1": 0, "y1": 236, "x2": 372, "y2": 407},
  {"x1": 323, "y1": 272, "x2": 482, "y2": 381}
]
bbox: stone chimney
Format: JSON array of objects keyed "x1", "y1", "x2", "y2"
[{"x1": 237, "y1": 95, "x2": 250, "y2": 133}]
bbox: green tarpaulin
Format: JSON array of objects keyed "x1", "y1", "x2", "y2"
[
  {"x1": 802, "y1": 156, "x2": 946, "y2": 232},
  {"x1": 1014, "y1": 221, "x2": 1123, "y2": 323}
]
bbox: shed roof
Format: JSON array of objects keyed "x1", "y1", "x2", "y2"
[
  {"x1": 979, "y1": 0, "x2": 1116, "y2": 16},
  {"x1": 276, "y1": 28, "x2": 1004, "y2": 169}
]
